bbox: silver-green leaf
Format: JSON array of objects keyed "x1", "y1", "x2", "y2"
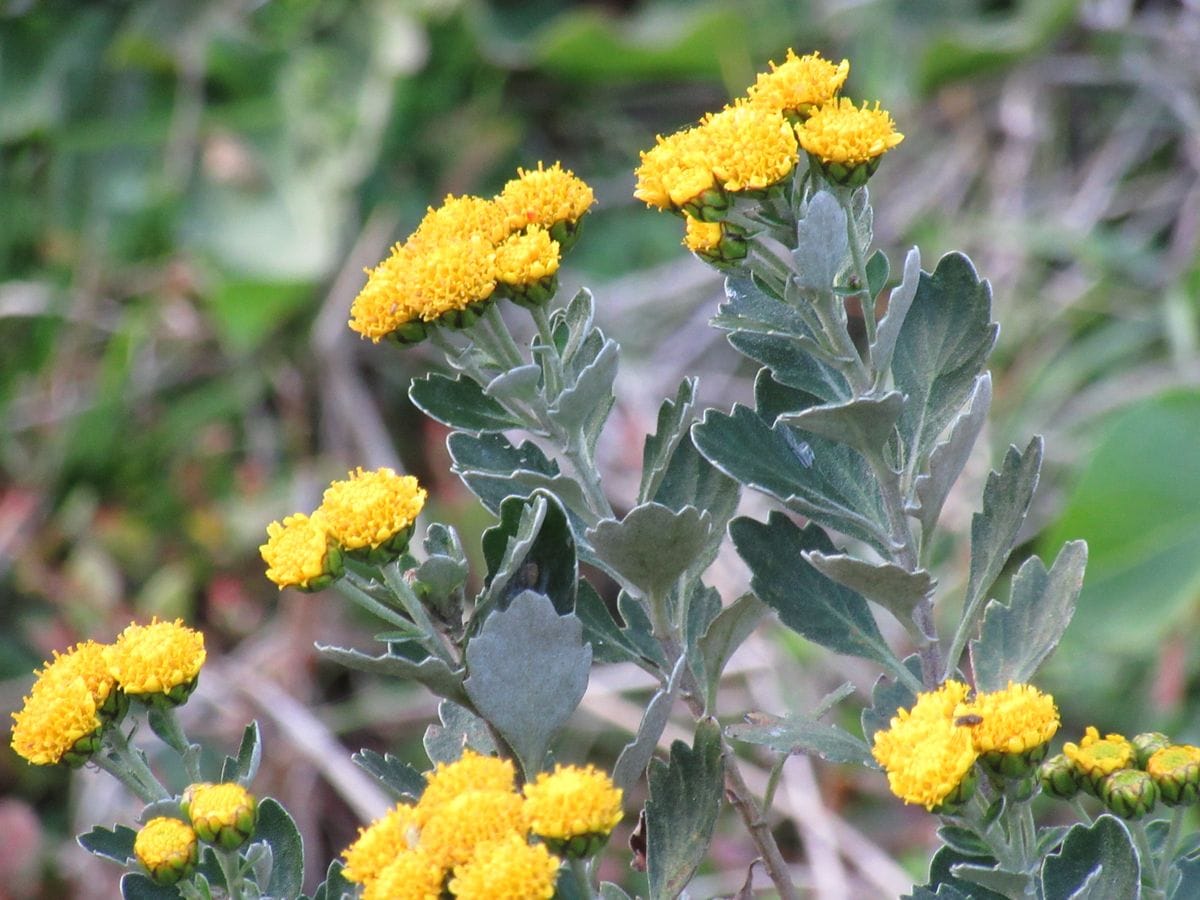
[
  {"x1": 971, "y1": 541, "x2": 1087, "y2": 692},
  {"x1": 726, "y1": 710, "x2": 872, "y2": 766},
  {"x1": 803, "y1": 551, "x2": 936, "y2": 635},
  {"x1": 1041, "y1": 815, "x2": 1140, "y2": 900},
  {"x1": 315, "y1": 643, "x2": 467, "y2": 706},
  {"x1": 409, "y1": 372, "x2": 523, "y2": 433},
  {"x1": 778, "y1": 392, "x2": 904, "y2": 461},
  {"x1": 464, "y1": 591, "x2": 591, "y2": 776},
  {"x1": 586, "y1": 503, "x2": 713, "y2": 599}
]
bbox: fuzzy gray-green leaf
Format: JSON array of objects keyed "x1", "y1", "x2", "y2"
[
  {"x1": 696, "y1": 593, "x2": 768, "y2": 710},
  {"x1": 963, "y1": 437, "x2": 1044, "y2": 623},
  {"x1": 696, "y1": 405, "x2": 891, "y2": 552},
  {"x1": 726, "y1": 711, "x2": 872, "y2": 766},
  {"x1": 950, "y1": 864, "x2": 1031, "y2": 898},
  {"x1": 638, "y1": 378, "x2": 697, "y2": 504},
  {"x1": 911, "y1": 372, "x2": 992, "y2": 535},
  {"x1": 480, "y1": 493, "x2": 577, "y2": 616},
  {"x1": 778, "y1": 392, "x2": 903, "y2": 460},
  {"x1": 79, "y1": 825, "x2": 138, "y2": 865},
  {"x1": 464, "y1": 591, "x2": 591, "y2": 776},
  {"x1": 971, "y1": 541, "x2": 1087, "y2": 692},
  {"x1": 613, "y1": 657, "x2": 685, "y2": 792},
  {"x1": 219, "y1": 721, "x2": 262, "y2": 786},
  {"x1": 586, "y1": 503, "x2": 713, "y2": 599},
  {"x1": 316, "y1": 643, "x2": 467, "y2": 706},
  {"x1": 484, "y1": 364, "x2": 542, "y2": 406},
  {"x1": 1041, "y1": 815, "x2": 1140, "y2": 900},
  {"x1": 646, "y1": 718, "x2": 724, "y2": 900},
  {"x1": 351, "y1": 749, "x2": 426, "y2": 801},
  {"x1": 424, "y1": 700, "x2": 497, "y2": 764},
  {"x1": 803, "y1": 551, "x2": 936, "y2": 633},
  {"x1": 255, "y1": 799, "x2": 304, "y2": 900},
  {"x1": 893, "y1": 252, "x2": 998, "y2": 469},
  {"x1": 872, "y1": 247, "x2": 920, "y2": 380},
  {"x1": 794, "y1": 191, "x2": 849, "y2": 293},
  {"x1": 730, "y1": 513, "x2": 897, "y2": 669},
  {"x1": 574, "y1": 580, "x2": 666, "y2": 670},
  {"x1": 409, "y1": 372, "x2": 523, "y2": 433},
  {"x1": 551, "y1": 337, "x2": 618, "y2": 433}
]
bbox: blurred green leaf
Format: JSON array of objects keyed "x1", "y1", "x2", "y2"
[{"x1": 205, "y1": 279, "x2": 312, "y2": 355}]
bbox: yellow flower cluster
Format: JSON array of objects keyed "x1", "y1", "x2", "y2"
[
  {"x1": 259, "y1": 467, "x2": 427, "y2": 589},
  {"x1": 342, "y1": 750, "x2": 623, "y2": 898},
  {"x1": 634, "y1": 49, "x2": 904, "y2": 255},
  {"x1": 10, "y1": 621, "x2": 207, "y2": 766},
  {"x1": 349, "y1": 163, "x2": 592, "y2": 343},
  {"x1": 872, "y1": 681, "x2": 1059, "y2": 811}
]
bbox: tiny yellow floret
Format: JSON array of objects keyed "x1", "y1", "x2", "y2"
[
  {"x1": 408, "y1": 235, "x2": 497, "y2": 322},
  {"x1": 696, "y1": 104, "x2": 798, "y2": 194},
  {"x1": 412, "y1": 195, "x2": 511, "y2": 248},
  {"x1": 349, "y1": 247, "x2": 418, "y2": 343},
  {"x1": 30, "y1": 640, "x2": 117, "y2": 709},
  {"x1": 745, "y1": 50, "x2": 850, "y2": 117},
  {"x1": 497, "y1": 162, "x2": 595, "y2": 234},
  {"x1": 260, "y1": 512, "x2": 333, "y2": 590},
  {"x1": 523, "y1": 764, "x2": 624, "y2": 841},
  {"x1": 418, "y1": 788, "x2": 528, "y2": 869},
  {"x1": 797, "y1": 97, "x2": 905, "y2": 167},
  {"x1": 342, "y1": 803, "x2": 422, "y2": 885},
  {"x1": 417, "y1": 749, "x2": 517, "y2": 816},
  {"x1": 103, "y1": 618, "x2": 206, "y2": 699},
  {"x1": 495, "y1": 226, "x2": 561, "y2": 287},
  {"x1": 134, "y1": 817, "x2": 198, "y2": 886},
  {"x1": 318, "y1": 467, "x2": 427, "y2": 553},
  {"x1": 683, "y1": 216, "x2": 723, "y2": 253},
  {"x1": 956, "y1": 682, "x2": 1060, "y2": 756},
  {"x1": 448, "y1": 833, "x2": 561, "y2": 900},
  {"x1": 185, "y1": 782, "x2": 258, "y2": 850},
  {"x1": 871, "y1": 681, "x2": 978, "y2": 811},
  {"x1": 10, "y1": 675, "x2": 102, "y2": 766},
  {"x1": 363, "y1": 849, "x2": 446, "y2": 900}
]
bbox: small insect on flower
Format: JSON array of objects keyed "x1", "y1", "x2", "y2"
[{"x1": 955, "y1": 714, "x2": 984, "y2": 727}]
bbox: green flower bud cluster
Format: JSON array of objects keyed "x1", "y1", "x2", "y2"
[{"x1": 1038, "y1": 728, "x2": 1200, "y2": 820}]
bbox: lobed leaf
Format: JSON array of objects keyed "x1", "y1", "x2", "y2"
[
  {"x1": 424, "y1": 700, "x2": 497, "y2": 764},
  {"x1": 638, "y1": 378, "x2": 697, "y2": 505},
  {"x1": 79, "y1": 824, "x2": 138, "y2": 866},
  {"x1": 803, "y1": 551, "x2": 935, "y2": 635},
  {"x1": 777, "y1": 392, "x2": 904, "y2": 462},
  {"x1": 574, "y1": 580, "x2": 667, "y2": 670},
  {"x1": 219, "y1": 721, "x2": 262, "y2": 786},
  {"x1": 586, "y1": 503, "x2": 713, "y2": 599},
  {"x1": 409, "y1": 372, "x2": 522, "y2": 433},
  {"x1": 871, "y1": 247, "x2": 921, "y2": 381},
  {"x1": 612, "y1": 657, "x2": 686, "y2": 792},
  {"x1": 646, "y1": 719, "x2": 724, "y2": 900},
  {"x1": 315, "y1": 644, "x2": 468, "y2": 706},
  {"x1": 793, "y1": 190, "x2": 850, "y2": 293},
  {"x1": 464, "y1": 591, "x2": 591, "y2": 776},
  {"x1": 255, "y1": 798, "x2": 304, "y2": 900},
  {"x1": 970, "y1": 541, "x2": 1087, "y2": 692},
  {"x1": 694, "y1": 593, "x2": 768, "y2": 711},
  {"x1": 480, "y1": 493, "x2": 577, "y2": 617},
  {"x1": 351, "y1": 749, "x2": 425, "y2": 801},
  {"x1": 1040, "y1": 815, "x2": 1140, "y2": 900},
  {"x1": 726, "y1": 711, "x2": 872, "y2": 766}
]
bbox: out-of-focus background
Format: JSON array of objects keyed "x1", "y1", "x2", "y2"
[{"x1": 2, "y1": 0, "x2": 1198, "y2": 896}]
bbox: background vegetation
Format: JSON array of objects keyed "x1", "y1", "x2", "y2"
[{"x1": 2, "y1": 0, "x2": 1197, "y2": 896}]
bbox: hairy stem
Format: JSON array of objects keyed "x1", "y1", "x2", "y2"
[{"x1": 94, "y1": 725, "x2": 171, "y2": 804}]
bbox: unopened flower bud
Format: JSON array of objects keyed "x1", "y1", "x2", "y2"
[
  {"x1": 1101, "y1": 769, "x2": 1158, "y2": 819},
  {"x1": 1147, "y1": 745, "x2": 1200, "y2": 807},
  {"x1": 135, "y1": 817, "x2": 198, "y2": 886},
  {"x1": 1132, "y1": 732, "x2": 1172, "y2": 769},
  {"x1": 185, "y1": 782, "x2": 258, "y2": 850},
  {"x1": 1038, "y1": 753, "x2": 1080, "y2": 800}
]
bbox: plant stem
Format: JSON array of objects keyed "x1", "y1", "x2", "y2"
[
  {"x1": 569, "y1": 856, "x2": 599, "y2": 900},
  {"x1": 1131, "y1": 821, "x2": 1162, "y2": 897},
  {"x1": 720, "y1": 739, "x2": 800, "y2": 900},
  {"x1": 1157, "y1": 805, "x2": 1186, "y2": 888},
  {"x1": 94, "y1": 725, "x2": 171, "y2": 804},
  {"x1": 155, "y1": 706, "x2": 203, "y2": 783},
  {"x1": 379, "y1": 563, "x2": 460, "y2": 667},
  {"x1": 839, "y1": 190, "x2": 877, "y2": 354},
  {"x1": 482, "y1": 302, "x2": 527, "y2": 371},
  {"x1": 1070, "y1": 797, "x2": 1093, "y2": 824},
  {"x1": 528, "y1": 303, "x2": 563, "y2": 400},
  {"x1": 214, "y1": 847, "x2": 247, "y2": 898}
]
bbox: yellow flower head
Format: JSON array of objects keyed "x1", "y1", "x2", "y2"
[
  {"x1": 494, "y1": 226, "x2": 561, "y2": 287},
  {"x1": 797, "y1": 97, "x2": 904, "y2": 167},
  {"x1": 260, "y1": 512, "x2": 336, "y2": 590},
  {"x1": 363, "y1": 849, "x2": 446, "y2": 900},
  {"x1": 746, "y1": 50, "x2": 850, "y2": 117},
  {"x1": 407, "y1": 235, "x2": 497, "y2": 322},
  {"x1": 871, "y1": 681, "x2": 978, "y2": 811},
  {"x1": 103, "y1": 618, "x2": 206, "y2": 701},
  {"x1": 318, "y1": 467, "x2": 427, "y2": 553},
  {"x1": 184, "y1": 782, "x2": 258, "y2": 850},
  {"x1": 498, "y1": 162, "x2": 595, "y2": 235},
  {"x1": 417, "y1": 749, "x2": 517, "y2": 816},
  {"x1": 634, "y1": 128, "x2": 716, "y2": 212},
  {"x1": 956, "y1": 683, "x2": 1060, "y2": 756},
  {"x1": 1147, "y1": 744, "x2": 1200, "y2": 806},
  {"x1": 10, "y1": 675, "x2": 102, "y2": 766},
  {"x1": 418, "y1": 789, "x2": 528, "y2": 869},
  {"x1": 523, "y1": 764, "x2": 624, "y2": 842},
  {"x1": 447, "y1": 833, "x2": 561, "y2": 900},
  {"x1": 1064, "y1": 726, "x2": 1135, "y2": 785},
  {"x1": 134, "y1": 817, "x2": 198, "y2": 886},
  {"x1": 412, "y1": 195, "x2": 511, "y2": 248},
  {"x1": 696, "y1": 104, "x2": 798, "y2": 194},
  {"x1": 342, "y1": 803, "x2": 422, "y2": 885},
  {"x1": 683, "y1": 216, "x2": 723, "y2": 253},
  {"x1": 349, "y1": 247, "x2": 419, "y2": 343}
]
